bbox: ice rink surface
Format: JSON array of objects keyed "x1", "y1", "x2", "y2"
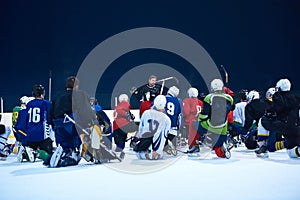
[{"x1": 1, "y1": 144, "x2": 300, "y2": 200}]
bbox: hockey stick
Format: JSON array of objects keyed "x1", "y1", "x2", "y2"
[
  {"x1": 63, "y1": 114, "x2": 122, "y2": 162},
  {"x1": 156, "y1": 76, "x2": 179, "y2": 95},
  {"x1": 160, "y1": 80, "x2": 165, "y2": 95},
  {"x1": 174, "y1": 147, "x2": 190, "y2": 154},
  {"x1": 220, "y1": 65, "x2": 228, "y2": 86},
  {"x1": 156, "y1": 76, "x2": 179, "y2": 83},
  {"x1": 63, "y1": 114, "x2": 111, "y2": 137}
]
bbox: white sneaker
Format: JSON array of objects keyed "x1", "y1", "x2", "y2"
[
  {"x1": 50, "y1": 145, "x2": 63, "y2": 168},
  {"x1": 17, "y1": 146, "x2": 25, "y2": 162},
  {"x1": 25, "y1": 147, "x2": 35, "y2": 162}
]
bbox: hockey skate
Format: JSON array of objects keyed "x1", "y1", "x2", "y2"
[
  {"x1": 186, "y1": 145, "x2": 200, "y2": 157},
  {"x1": 0, "y1": 150, "x2": 8, "y2": 160},
  {"x1": 136, "y1": 151, "x2": 151, "y2": 160},
  {"x1": 17, "y1": 146, "x2": 25, "y2": 162},
  {"x1": 50, "y1": 145, "x2": 63, "y2": 167},
  {"x1": 58, "y1": 149, "x2": 81, "y2": 167},
  {"x1": 163, "y1": 139, "x2": 177, "y2": 156},
  {"x1": 222, "y1": 143, "x2": 231, "y2": 159},
  {"x1": 0, "y1": 144, "x2": 11, "y2": 160},
  {"x1": 25, "y1": 147, "x2": 36, "y2": 162},
  {"x1": 227, "y1": 134, "x2": 240, "y2": 149},
  {"x1": 255, "y1": 145, "x2": 269, "y2": 158}
]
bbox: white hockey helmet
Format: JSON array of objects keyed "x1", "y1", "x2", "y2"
[
  {"x1": 26, "y1": 97, "x2": 35, "y2": 104},
  {"x1": 187, "y1": 87, "x2": 198, "y2": 98},
  {"x1": 276, "y1": 78, "x2": 291, "y2": 91},
  {"x1": 118, "y1": 94, "x2": 129, "y2": 102},
  {"x1": 167, "y1": 86, "x2": 179, "y2": 97},
  {"x1": 265, "y1": 87, "x2": 276, "y2": 99},
  {"x1": 20, "y1": 96, "x2": 29, "y2": 104},
  {"x1": 246, "y1": 90, "x2": 260, "y2": 102},
  {"x1": 153, "y1": 95, "x2": 167, "y2": 110},
  {"x1": 210, "y1": 79, "x2": 224, "y2": 92}
]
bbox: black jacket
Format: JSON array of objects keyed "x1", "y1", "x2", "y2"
[
  {"x1": 244, "y1": 99, "x2": 271, "y2": 131},
  {"x1": 50, "y1": 89, "x2": 95, "y2": 128},
  {"x1": 270, "y1": 91, "x2": 299, "y2": 125}
]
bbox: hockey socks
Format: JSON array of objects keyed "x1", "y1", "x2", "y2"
[{"x1": 268, "y1": 140, "x2": 286, "y2": 152}]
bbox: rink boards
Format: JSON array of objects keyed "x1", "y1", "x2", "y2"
[{"x1": 0, "y1": 109, "x2": 141, "y2": 143}]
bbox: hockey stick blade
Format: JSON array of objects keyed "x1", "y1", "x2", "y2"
[
  {"x1": 156, "y1": 76, "x2": 179, "y2": 84},
  {"x1": 220, "y1": 65, "x2": 228, "y2": 85}
]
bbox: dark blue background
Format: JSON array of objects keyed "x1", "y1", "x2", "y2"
[{"x1": 1, "y1": 0, "x2": 299, "y2": 111}]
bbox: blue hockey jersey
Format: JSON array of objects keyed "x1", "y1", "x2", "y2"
[
  {"x1": 165, "y1": 96, "x2": 182, "y2": 129},
  {"x1": 25, "y1": 99, "x2": 52, "y2": 142}
]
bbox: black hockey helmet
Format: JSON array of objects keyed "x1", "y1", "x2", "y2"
[
  {"x1": 199, "y1": 92, "x2": 207, "y2": 101},
  {"x1": 238, "y1": 89, "x2": 248, "y2": 101},
  {"x1": 32, "y1": 84, "x2": 45, "y2": 97}
]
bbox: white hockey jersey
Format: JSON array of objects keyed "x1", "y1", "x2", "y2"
[
  {"x1": 233, "y1": 101, "x2": 247, "y2": 126},
  {"x1": 137, "y1": 109, "x2": 171, "y2": 156}
]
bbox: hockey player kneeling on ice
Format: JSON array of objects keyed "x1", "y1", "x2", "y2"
[
  {"x1": 258, "y1": 79, "x2": 300, "y2": 159},
  {"x1": 113, "y1": 94, "x2": 138, "y2": 158},
  {"x1": 46, "y1": 76, "x2": 94, "y2": 167},
  {"x1": 197, "y1": 79, "x2": 235, "y2": 159},
  {"x1": 0, "y1": 114, "x2": 12, "y2": 160},
  {"x1": 163, "y1": 86, "x2": 182, "y2": 156},
  {"x1": 14, "y1": 85, "x2": 54, "y2": 163},
  {"x1": 133, "y1": 95, "x2": 171, "y2": 160},
  {"x1": 254, "y1": 87, "x2": 287, "y2": 158}
]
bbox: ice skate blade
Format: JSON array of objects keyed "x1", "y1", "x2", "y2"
[{"x1": 256, "y1": 153, "x2": 269, "y2": 158}]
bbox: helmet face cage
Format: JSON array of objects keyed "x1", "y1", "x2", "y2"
[{"x1": 265, "y1": 88, "x2": 276, "y2": 99}]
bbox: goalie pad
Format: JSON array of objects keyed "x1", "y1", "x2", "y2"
[
  {"x1": 90, "y1": 125, "x2": 102, "y2": 149},
  {"x1": 80, "y1": 125, "x2": 121, "y2": 163}
]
